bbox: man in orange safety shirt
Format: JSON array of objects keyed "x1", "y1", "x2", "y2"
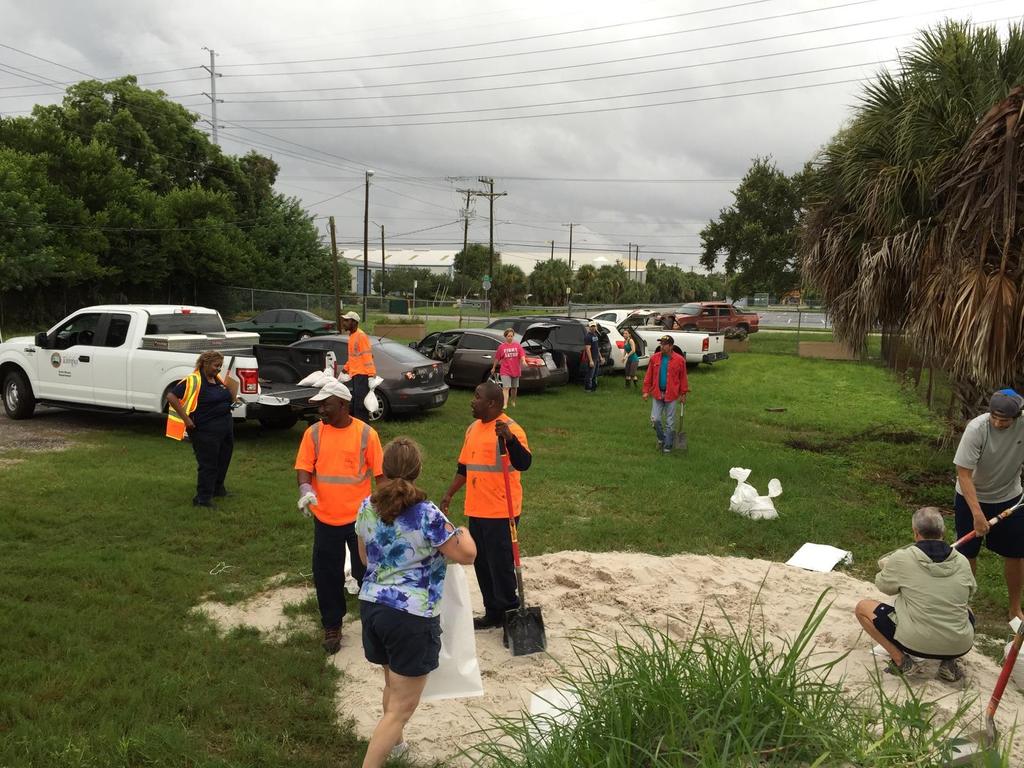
[{"x1": 342, "y1": 310, "x2": 376, "y2": 422}]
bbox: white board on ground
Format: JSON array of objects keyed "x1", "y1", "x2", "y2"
[{"x1": 786, "y1": 543, "x2": 853, "y2": 573}]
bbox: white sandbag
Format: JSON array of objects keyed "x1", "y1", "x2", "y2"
[
  {"x1": 368, "y1": 375, "x2": 383, "y2": 390},
  {"x1": 299, "y1": 361, "x2": 335, "y2": 388},
  {"x1": 728, "y1": 467, "x2": 782, "y2": 520},
  {"x1": 422, "y1": 564, "x2": 484, "y2": 701},
  {"x1": 363, "y1": 390, "x2": 380, "y2": 415},
  {"x1": 343, "y1": 558, "x2": 359, "y2": 595}
]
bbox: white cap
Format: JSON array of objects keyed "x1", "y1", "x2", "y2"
[
  {"x1": 342, "y1": 311, "x2": 360, "y2": 322},
  {"x1": 309, "y1": 380, "x2": 352, "y2": 402}
]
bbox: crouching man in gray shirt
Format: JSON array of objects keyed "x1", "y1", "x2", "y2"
[{"x1": 954, "y1": 389, "x2": 1024, "y2": 621}]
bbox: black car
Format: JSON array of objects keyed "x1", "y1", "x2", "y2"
[
  {"x1": 226, "y1": 309, "x2": 337, "y2": 343},
  {"x1": 287, "y1": 334, "x2": 448, "y2": 421},
  {"x1": 411, "y1": 326, "x2": 569, "y2": 391},
  {"x1": 487, "y1": 316, "x2": 613, "y2": 382}
]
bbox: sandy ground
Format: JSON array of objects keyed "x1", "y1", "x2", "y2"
[{"x1": 198, "y1": 552, "x2": 1024, "y2": 766}]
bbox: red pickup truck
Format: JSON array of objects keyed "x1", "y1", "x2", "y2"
[{"x1": 663, "y1": 302, "x2": 760, "y2": 337}]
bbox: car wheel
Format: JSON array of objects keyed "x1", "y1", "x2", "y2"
[
  {"x1": 2, "y1": 369, "x2": 36, "y2": 419},
  {"x1": 367, "y1": 392, "x2": 389, "y2": 422}
]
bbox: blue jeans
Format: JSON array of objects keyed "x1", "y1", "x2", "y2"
[
  {"x1": 584, "y1": 361, "x2": 600, "y2": 391},
  {"x1": 650, "y1": 398, "x2": 678, "y2": 448}
]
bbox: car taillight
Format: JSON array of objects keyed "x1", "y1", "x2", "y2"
[
  {"x1": 525, "y1": 356, "x2": 544, "y2": 367},
  {"x1": 702, "y1": 338, "x2": 709, "y2": 352},
  {"x1": 237, "y1": 368, "x2": 259, "y2": 394},
  {"x1": 616, "y1": 340, "x2": 624, "y2": 349},
  {"x1": 403, "y1": 371, "x2": 416, "y2": 380},
  {"x1": 323, "y1": 322, "x2": 334, "y2": 330}
]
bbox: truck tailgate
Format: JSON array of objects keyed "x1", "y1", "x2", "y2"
[{"x1": 257, "y1": 381, "x2": 322, "y2": 406}]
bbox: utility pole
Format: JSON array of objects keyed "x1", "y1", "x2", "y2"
[
  {"x1": 379, "y1": 224, "x2": 386, "y2": 305},
  {"x1": 456, "y1": 188, "x2": 475, "y2": 257},
  {"x1": 563, "y1": 222, "x2": 576, "y2": 272},
  {"x1": 200, "y1": 47, "x2": 223, "y2": 146},
  {"x1": 328, "y1": 217, "x2": 341, "y2": 330},
  {"x1": 634, "y1": 244, "x2": 640, "y2": 282},
  {"x1": 362, "y1": 170, "x2": 374, "y2": 320},
  {"x1": 476, "y1": 177, "x2": 506, "y2": 280},
  {"x1": 627, "y1": 242, "x2": 633, "y2": 280},
  {"x1": 550, "y1": 240, "x2": 555, "y2": 261}
]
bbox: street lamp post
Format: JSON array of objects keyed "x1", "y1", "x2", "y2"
[{"x1": 362, "y1": 170, "x2": 374, "y2": 320}]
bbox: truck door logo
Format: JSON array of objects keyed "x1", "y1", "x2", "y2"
[{"x1": 50, "y1": 353, "x2": 61, "y2": 368}]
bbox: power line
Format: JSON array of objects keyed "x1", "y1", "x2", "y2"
[
  {"x1": 203, "y1": 0, "x2": 893, "y2": 79},
  {"x1": 225, "y1": 59, "x2": 892, "y2": 124},
  {"x1": 211, "y1": 3, "x2": 1013, "y2": 97},
  {"x1": 214, "y1": 0, "x2": 784, "y2": 69}
]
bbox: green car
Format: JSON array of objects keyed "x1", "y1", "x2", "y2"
[{"x1": 225, "y1": 309, "x2": 337, "y2": 343}]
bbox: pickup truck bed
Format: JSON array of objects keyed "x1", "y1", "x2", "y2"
[{"x1": 624, "y1": 322, "x2": 728, "y2": 366}]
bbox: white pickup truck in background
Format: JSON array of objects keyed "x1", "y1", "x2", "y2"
[
  {"x1": 0, "y1": 305, "x2": 326, "y2": 428},
  {"x1": 621, "y1": 315, "x2": 728, "y2": 366}
]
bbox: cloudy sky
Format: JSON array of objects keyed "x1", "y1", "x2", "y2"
[{"x1": 1, "y1": 0, "x2": 1020, "y2": 272}]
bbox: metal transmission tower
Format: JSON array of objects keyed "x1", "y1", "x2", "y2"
[{"x1": 200, "y1": 47, "x2": 224, "y2": 145}]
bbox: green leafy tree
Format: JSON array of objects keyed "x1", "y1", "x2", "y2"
[
  {"x1": 490, "y1": 264, "x2": 528, "y2": 310},
  {"x1": 453, "y1": 243, "x2": 495, "y2": 280},
  {"x1": 700, "y1": 157, "x2": 804, "y2": 298},
  {"x1": 527, "y1": 259, "x2": 573, "y2": 305},
  {"x1": 573, "y1": 264, "x2": 597, "y2": 299}
]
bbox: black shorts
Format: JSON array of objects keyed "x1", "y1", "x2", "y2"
[
  {"x1": 954, "y1": 492, "x2": 1024, "y2": 558},
  {"x1": 360, "y1": 600, "x2": 442, "y2": 677},
  {"x1": 872, "y1": 603, "x2": 973, "y2": 660}
]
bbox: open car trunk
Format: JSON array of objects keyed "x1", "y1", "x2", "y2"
[{"x1": 520, "y1": 324, "x2": 566, "y2": 372}]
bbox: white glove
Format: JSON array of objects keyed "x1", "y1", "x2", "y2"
[{"x1": 298, "y1": 482, "x2": 317, "y2": 517}]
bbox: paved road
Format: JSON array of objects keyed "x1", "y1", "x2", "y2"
[{"x1": 757, "y1": 311, "x2": 830, "y2": 330}]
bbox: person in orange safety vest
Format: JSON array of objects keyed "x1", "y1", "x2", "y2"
[
  {"x1": 342, "y1": 310, "x2": 376, "y2": 422},
  {"x1": 441, "y1": 381, "x2": 532, "y2": 632},
  {"x1": 295, "y1": 379, "x2": 383, "y2": 654}
]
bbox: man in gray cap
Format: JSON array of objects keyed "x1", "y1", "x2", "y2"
[{"x1": 954, "y1": 389, "x2": 1024, "y2": 620}]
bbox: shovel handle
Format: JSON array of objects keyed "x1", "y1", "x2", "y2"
[
  {"x1": 987, "y1": 619, "x2": 1024, "y2": 727},
  {"x1": 954, "y1": 503, "x2": 1022, "y2": 549},
  {"x1": 499, "y1": 439, "x2": 522, "y2": 569}
]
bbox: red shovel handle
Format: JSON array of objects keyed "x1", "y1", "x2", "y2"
[
  {"x1": 987, "y1": 621, "x2": 1024, "y2": 723},
  {"x1": 499, "y1": 439, "x2": 522, "y2": 568},
  {"x1": 954, "y1": 505, "x2": 1020, "y2": 549}
]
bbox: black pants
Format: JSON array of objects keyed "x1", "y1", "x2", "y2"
[
  {"x1": 350, "y1": 374, "x2": 369, "y2": 421},
  {"x1": 468, "y1": 516, "x2": 520, "y2": 620},
  {"x1": 190, "y1": 416, "x2": 233, "y2": 503},
  {"x1": 313, "y1": 517, "x2": 366, "y2": 630}
]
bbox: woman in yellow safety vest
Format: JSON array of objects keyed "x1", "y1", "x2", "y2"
[{"x1": 166, "y1": 350, "x2": 239, "y2": 507}]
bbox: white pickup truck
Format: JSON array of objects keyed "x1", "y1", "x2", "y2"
[
  {"x1": 0, "y1": 304, "x2": 326, "y2": 428},
  {"x1": 620, "y1": 315, "x2": 728, "y2": 366}
]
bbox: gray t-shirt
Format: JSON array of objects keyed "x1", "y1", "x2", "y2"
[{"x1": 954, "y1": 413, "x2": 1024, "y2": 502}]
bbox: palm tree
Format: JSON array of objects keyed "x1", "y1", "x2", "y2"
[{"x1": 801, "y1": 20, "x2": 1024, "y2": 411}]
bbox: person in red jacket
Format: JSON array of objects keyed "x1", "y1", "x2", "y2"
[{"x1": 642, "y1": 335, "x2": 689, "y2": 454}]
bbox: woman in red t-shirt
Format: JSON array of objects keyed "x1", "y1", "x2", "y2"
[{"x1": 490, "y1": 328, "x2": 527, "y2": 409}]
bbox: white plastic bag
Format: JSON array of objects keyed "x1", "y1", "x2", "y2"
[
  {"x1": 363, "y1": 390, "x2": 379, "y2": 415},
  {"x1": 298, "y1": 362, "x2": 335, "y2": 388},
  {"x1": 368, "y1": 375, "x2": 383, "y2": 390},
  {"x1": 422, "y1": 564, "x2": 484, "y2": 701},
  {"x1": 729, "y1": 467, "x2": 782, "y2": 520}
]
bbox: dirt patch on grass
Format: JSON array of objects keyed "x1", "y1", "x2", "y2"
[
  {"x1": 0, "y1": 413, "x2": 89, "y2": 455},
  {"x1": 538, "y1": 427, "x2": 570, "y2": 437},
  {"x1": 198, "y1": 552, "x2": 1024, "y2": 766},
  {"x1": 785, "y1": 427, "x2": 935, "y2": 454}
]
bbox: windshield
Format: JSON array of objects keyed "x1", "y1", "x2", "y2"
[
  {"x1": 379, "y1": 341, "x2": 432, "y2": 365},
  {"x1": 146, "y1": 313, "x2": 224, "y2": 334},
  {"x1": 679, "y1": 305, "x2": 701, "y2": 316}
]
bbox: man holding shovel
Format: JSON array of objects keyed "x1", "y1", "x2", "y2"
[
  {"x1": 441, "y1": 382, "x2": 532, "y2": 631},
  {"x1": 953, "y1": 389, "x2": 1024, "y2": 621}
]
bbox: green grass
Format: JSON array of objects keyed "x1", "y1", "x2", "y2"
[{"x1": 0, "y1": 348, "x2": 1003, "y2": 766}]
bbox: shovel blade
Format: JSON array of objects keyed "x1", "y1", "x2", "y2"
[
  {"x1": 675, "y1": 430, "x2": 687, "y2": 452},
  {"x1": 504, "y1": 606, "x2": 546, "y2": 656}
]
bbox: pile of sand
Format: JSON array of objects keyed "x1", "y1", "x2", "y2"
[{"x1": 198, "y1": 552, "x2": 1024, "y2": 765}]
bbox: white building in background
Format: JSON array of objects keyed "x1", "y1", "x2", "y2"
[{"x1": 342, "y1": 248, "x2": 647, "y2": 294}]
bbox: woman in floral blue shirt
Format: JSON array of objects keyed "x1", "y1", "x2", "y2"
[{"x1": 356, "y1": 437, "x2": 477, "y2": 768}]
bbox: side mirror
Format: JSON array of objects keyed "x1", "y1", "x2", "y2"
[
  {"x1": 35, "y1": 332, "x2": 48, "y2": 348},
  {"x1": 408, "y1": 341, "x2": 417, "y2": 348}
]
